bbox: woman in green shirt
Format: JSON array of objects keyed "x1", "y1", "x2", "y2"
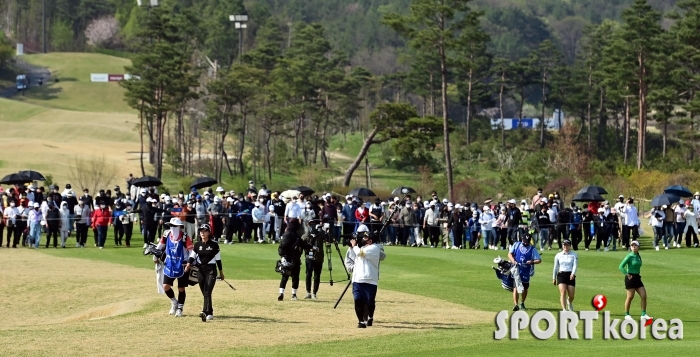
[{"x1": 618, "y1": 240, "x2": 652, "y2": 321}]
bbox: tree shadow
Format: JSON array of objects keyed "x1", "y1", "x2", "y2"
[
  {"x1": 377, "y1": 321, "x2": 464, "y2": 330},
  {"x1": 27, "y1": 84, "x2": 62, "y2": 101}
]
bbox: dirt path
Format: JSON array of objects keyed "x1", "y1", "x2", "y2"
[
  {"x1": 0, "y1": 250, "x2": 492, "y2": 356},
  {"x1": 0, "y1": 58, "x2": 52, "y2": 99}
]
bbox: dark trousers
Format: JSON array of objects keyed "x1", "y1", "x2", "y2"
[
  {"x1": 242, "y1": 219, "x2": 252, "y2": 241},
  {"x1": 506, "y1": 227, "x2": 518, "y2": 245},
  {"x1": 583, "y1": 226, "x2": 593, "y2": 249},
  {"x1": 268, "y1": 216, "x2": 277, "y2": 240},
  {"x1": 470, "y1": 231, "x2": 478, "y2": 248},
  {"x1": 453, "y1": 229, "x2": 465, "y2": 248},
  {"x1": 46, "y1": 226, "x2": 59, "y2": 247},
  {"x1": 197, "y1": 265, "x2": 217, "y2": 316},
  {"x1": 685, "y1": 229, "x2": 699, "y2": 247},
  {"x1": 213, "y1": 217, "x2": 224, "y2": 240},
  {"x1": 596, "y1": 231, "x2": 609, "y2": 250},
  {"x1": 253, "y1": 222, "x2": 263, "y2": 241},
  {"x1": 570, "y1": 230, "x2": 582, "y2": 250},
  {"x1": 621, "y1": 225, "x2": 638, "y2": 247},
  {"x1": 97, "y1": 225, "x2": 108, "y2": 247},
  {"x1": 429, "y1": 226, "x2": 440, "y2": 246},
  {"x1": 0, "y1": 224, "x2": 4, "y2": 247},
  {"x1": 225, "y1": 223, "x2": 237, "y2": 243},
  {"x1": 305, "y1": 258, "x2": 323, "y2": 294},
  {"x1": 76, "y1": 223, "x2": 88, "y2": 246},
  {"x1": 124, "y1": 223, "x2": 133, "y2": 246},
  {"x1": 279, "y1": 260, "x2": 301, "y2": 290},
  {"x1": 675, "y1": 222, "x2": 686, "y2": 244},
  {"x1": 146, "y1": 223, "x2": 157, "y2": 244},
  {"x1": 551, "y1": 226, "x2": 562, "y2": 249},
  {"x1": 114, "y1": 222, "x2": 124, "y2": 245},
  {"x1": 352, "y1": 282, "x2": 377, "y2": 323},
  {"x1": 343, "y1": 223, "x2": 355, "y2": 237},
  {"x1": 6, "y1": 225, "x2": 16, "y2": 247}
]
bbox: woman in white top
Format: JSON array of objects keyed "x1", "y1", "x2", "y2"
[
  {"x1": 674, "y1": 202, "x2": 687, "y2": 248},
  {"x1": 683, "y1": 204, "x2": 699, "y2": 248},
  {"x1": 552, "y1": 239, "x2": 578, "y2": 311},
  {"x1": 649, "y1": 207, "x2": 666, "y2": 250}
]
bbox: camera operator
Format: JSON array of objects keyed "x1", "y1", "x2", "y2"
[
  {"x1": 349, "y1": 226, "x2": 386, "y2": 328},
  {"x1": 278, "y1": 220, "x2": 318, "y2": 301},
  {"x1": 303, "y1": 218, "x2": 327, "y2": 299}
]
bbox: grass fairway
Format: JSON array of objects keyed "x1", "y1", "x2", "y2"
[
  {"x1": 17, "y1": 53, "x2": 132, "y2": 113},
  {"x1": 2, "y1": 229, "x2": 698, "y2": 356}
]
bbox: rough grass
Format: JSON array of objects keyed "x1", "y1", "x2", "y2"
[
  {"x1": 3, "y1": 227, "x2": 697, "y2": 356},
  {"x1": 0, "y1": 100, "x2": 141, "y2": 186},
  {"x1": 17, "y1": 53, "x2": 132, "y2": 113}
]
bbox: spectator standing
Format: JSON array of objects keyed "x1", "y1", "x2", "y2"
[
  {"x1": 423, "y1": 201, "x2": 439, "y2": 248},
  {"x1": 252, "y1": 201, "x2": 265, "y2": 242},
  {"x1": 74, "y1": 200, "x2": 91, "y2": 248},
  {"x1": 663, "y1": 204, "x2": 676, "y2": 248},
  {"x1": 594, "y1": 208, "x2": 610, "y2": 251},
  {"x1": 59, "y1": 201, "x2": 71, "y2": 248},
  {"x1": 28, "y1": 202, "x2": 43, "y2": 248},
  {"x1": 650, "y1": 207, "x2": 666, "y2": 251},
  {"x1": 399, "y1": 201, "x2": 415, "y2": 247},
  {"x1": 92, "y1": 202, "x2": 112, "y2": 249},
  {"x1": 683, "y1": 204, "x2": 699, "y2": 247},
  {"x1": 622, "y1": 198, "x2": 640, "y2": 250},
  {"x1": 674, "y1": 202, "x2": 687, "y2": 248}
]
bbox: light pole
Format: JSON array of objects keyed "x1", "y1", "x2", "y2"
[{"x1": 229, "y1": 15, "x2": 248, "y2": 62}]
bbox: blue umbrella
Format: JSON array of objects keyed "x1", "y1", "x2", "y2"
[
  {"x1": 663, "y1": 185, "x2": 692, "y2": 198},
  {"x1": 651, "y1": 193, "x2": 681, "y2": 207}
]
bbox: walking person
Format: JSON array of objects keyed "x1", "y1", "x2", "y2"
[
  {"x1": 650, "y1": 206, "x2": 667, "y2": 251},
  {"x1": 278, "y1": 220, "x2": 317, "y2": 301},
  {"x1": 535, "y1": 204, "x2": 550, "y2": 251},
  {"x1": 28, "y1": 202, "x2": 43, "y2": 248},
  {"x1": 74, "y1": 200, "x2": 91, "y2": 248},
  {"x1": 508, "y1": 235, "x2": 541, "y2": 311},
  {"x1": 191, "y1": 224, "x2": 224, "y2": 322},
  {"x1": 59, "y1": 202, "x2": 71, "y2": 248},
  {"x1": 622, "y1": 198, "x2": 640, "y2": 250},
  {"x1": 92, "y1": 202, "x2": 112, "y2": 249},
  {"x1": 480, "y1": 206, "x2": 495, "y2": 250},
  {"x1": 674, "y1": 202, "x2": 687, "y2": 248},
  {"x1": 467, "y1": 211, "x2": 480, "y2": 249},
  {"x1": 619, "y1": 240, "x2": 652, "y2": 322},
  {"x1": 552, "y1": 239, "x2": 578, "y2": 311},
  {"x1": 582, "y1": 205, "x2": 594, "y2": 251},
  {"x1": 155, "y1": 218, "x2": 194, "y2": 317},
  {"x1": 350, "y1": 230, "x2": 386, "y2": 328},
  {"x1": 3, "y1": 199, "x2": 20, "y2": 248},
  {"x1": 303, "y1": 219, "x2": 326, "y2": 299},
  {"x1": 683, "y1": 204, "x2": 699, "y2": 248},
  {"x1": 505, "y1": 199, "x2": 521, "y2": 247},
  {"x1": 594, "y1": 208, "x2": 610, "y2": 252},
  {"x1": 121, "y1": 202, "x2": 136, "y2": 247},
  {"x1": 252, "y1": 201, "x2": 266, "y2": 242}
]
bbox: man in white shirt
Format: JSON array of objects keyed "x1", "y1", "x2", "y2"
[
  {"x1": 622, "y1": 198, "x2": 640, "y2": 250},
  {"x1": 349, "y1": 230, "x2": 386, "y2": 328},
  {"x1": 284, "y1": 196, "x2": 302, "y2": 225},
  {"x1": 3, "y1": 201, "x2": 20, "y2": 248},
  {"x1": 547, "y1": 203, "x2": 558, "y2": 250}
]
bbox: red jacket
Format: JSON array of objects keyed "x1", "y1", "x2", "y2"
[{"x1": 92, "y1": 207, "x2": 112, "y2": 228}]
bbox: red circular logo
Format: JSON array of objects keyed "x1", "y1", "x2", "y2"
[{"x1": 591, "y1": 294, "x2": 607, "y2": 311}]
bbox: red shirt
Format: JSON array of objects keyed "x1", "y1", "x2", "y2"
[
  {"x1": 92, "y1": 207, "x2": 112, "y2": 227},
  {"x1": 355, "y1": 207, "x2": 369, "y2": 223}
]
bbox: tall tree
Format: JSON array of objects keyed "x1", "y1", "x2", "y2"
[
  {"x1": 616, "y1": 0, "x2": 663, "y2": 169},
  {"x1": 532, "y1": 40, "x2": 563, "y2": 148},
  {"x1": 384, "y1": 0, "x2": 479, "y2": 200},
  {"x1": 121, "y1": 6, "x2": 199, "y2": 178}
]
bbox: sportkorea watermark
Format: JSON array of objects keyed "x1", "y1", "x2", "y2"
[{"x1": 494, "y1": 310, "x2": 683, "y2": 340}]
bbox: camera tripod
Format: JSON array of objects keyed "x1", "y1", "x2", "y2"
[{"x1": 321, "y1": 229, "x2": 351, "y2": 286}]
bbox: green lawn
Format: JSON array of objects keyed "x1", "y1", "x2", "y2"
[
  {"x1": 30, "y1": 228, "x2": 700, "y2": 356},
  {"x1": 17, "y1": 52, "x2": 133, "y2": 113}
]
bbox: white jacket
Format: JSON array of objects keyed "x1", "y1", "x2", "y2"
[
  {"x1": 351, "y1": 243, "x2": 385, "y2": 285},
  {"x1": 684, "y1": 211, "x2": 698, "y2": 234},
  {"x1": 59, "y1": 202, "x2": 71, "y2": 232}
]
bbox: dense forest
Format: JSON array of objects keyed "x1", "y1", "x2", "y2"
[{"x1": 4, "y1": 0, "x2": 700, "y2": 201}]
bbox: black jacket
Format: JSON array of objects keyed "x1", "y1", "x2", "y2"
[
  {"x1": 279, "y1": 230, "x2": 313, "y2": 262},
  {"x1": 506, "y1": 207, "x2": 522, "y2": 228},
  {"x1": 303, "y1": 227, "x2": 326, "y2": 261},
  {"x1": 46, "y1": 208, "x2": 61, "y2": 228}
]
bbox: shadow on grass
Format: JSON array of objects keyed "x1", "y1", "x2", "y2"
[
  {"x1": 378, "y1": 321, "x2": 464, "y2": 330},
  {"x1": 215, "y1": 315, "x2": 302, "y2": 324},
  {"x1": 25, "y1": 84, "x2": 62, "y2": 101}
]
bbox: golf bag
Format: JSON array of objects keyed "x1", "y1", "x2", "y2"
[
  {"x1": 143, "y1": 242, "x2": 165, "y2": 262},
  {"x1": 492, "y1": 256, "x2": 524, "y2": 293},
  {"x1": 188, "y1": 265, "x2": 200, "y2": 286},
  {"x1": 275, "y1": 257, "x2": 295, "y2": 276}
]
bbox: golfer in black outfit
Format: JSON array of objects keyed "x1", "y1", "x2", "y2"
[
  {"x1": 190, "y1": 224, "x2": 224, "y2": 322},
  {"x1": 303, "y1": 219, "x2": 326, "y2": 299},
  {"x1": 278, "y1": 220, "x2": 317, "y2": 301}
]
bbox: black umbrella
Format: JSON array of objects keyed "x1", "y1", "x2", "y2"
[
  {"x1": 391, "y1": 186, "x2": 417, "y2": 196},
  {"x1": 651, "y1": 193, "x2": 681, "y2": 207},
  {"x1": 18, "y1": 170, "x2": 46, "y2": 181},
  {"x1": 572, "y1": 191, "x2": 605, "y2": 202},
  {"x1": 0, "y1": 173, "x2": 32, "y2": 185},
  {"x1": 348, "y1": 187, "x2": 376, "y2": 197},
  {"x1": 664, "y1": 185, "x2": 692, "y2": 198},
  {"x1": 132, "y1": 175, "x2": 162, "y2": 188},
  {"x1": 290, "y1": 186, "x2": 314, "y2": 196},
  {"x1": 577, "y1": 185, "x2": 608, "y2": 195},
  {"x1": 190, "y1": 176, "x2": 217, "y2": 190}
]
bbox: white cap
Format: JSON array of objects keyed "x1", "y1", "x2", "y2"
[
  {"x1": 521, "y1": 199, "x2": 526, "y2": 203},
  {"x1": 226, "y1": 197, "x2": 234, "y2": 202},
  {"x1": 164, "y1": 196, "x2": 171, "y2": 202},
  {"x1": 140, "y1": 188, "x2": 147, "y2": 193},
  {"x1": 430, "y1": 201, "x2": 437, "y2": 206},
  {"x1": 255, "y1": 202, "x2": 260, "y2": 207},
  {"x1": 447, "y1": 203, "x2": 454, "y2": 207},
  {"x1": 204, "y1": 192, "x2": 211, "y2": 196},
  {"x1": 394, "y1": 197, "x2": 400, "y2": 202},
  {"x1": 442, "y1": 198, "x2": 448, "y2": 203},
  {"x1": 357, "y1": 224, "x2": 369, "y2": 233},
  {"x1": 169, "y1": 218, "x2": 183, "y2": 226},
  {"x1": 508, "y1": 199, "x2": 516, "y2": 204},
  {"x1": 160, "y1": 193, "x2": 166, "y2": 198},
  {"x1": 542, "y1": 198, "x2": 548, "y2": 203},
  {"x1": 346, "y1": 195, "x2": 352, "y2": 200},
  {"x1": 33, "y1": 202, "x2": 39, "y2": 208},
  {"x1": 216, "y1": 186, "x2": 224, "y2": 192},
  {"x1": 249, "y1": 180, "x2": 254, "y2": 184},
  {"x1": 598, "y1": 208, "x2": 605, "y2": 213},
  {"x1": 455, "y1": 204, "x2": 462, "y2": 209},
  {"x1": 423, "y1": 201, "x2": 429, "y2": 207},
  {"x1": 619, "y1": 194, "x2": 624, "y2": 198},
  {"x1": 483, "y1": 206, "x2": 489, "y2": 211},
  {"x1": 630, "y1": 240, "x2": 640, "y2": 246}
]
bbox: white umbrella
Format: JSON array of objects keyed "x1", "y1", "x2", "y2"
[{"x1": 280, "y1": 190, "x2": 301, "y2": 199}]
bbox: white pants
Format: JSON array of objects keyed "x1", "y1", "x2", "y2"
[
  {"x1": 60, "y1": 230, "x2": 69, "y2": 246},
  {"x1": 414, "y1": 227, "x2": 423, "y2": 245},
  {"x1": 185, "y1": 222, "x2": 196, "y2": 240}
]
